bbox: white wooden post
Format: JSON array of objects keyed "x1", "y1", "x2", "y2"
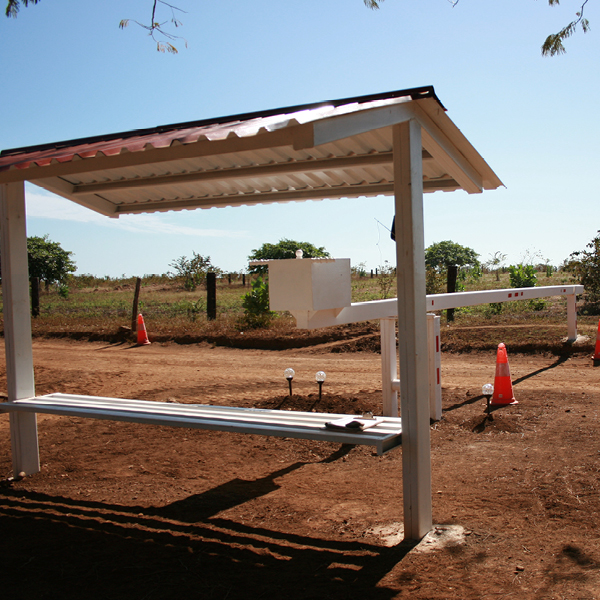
[
  {"x1": 380, "y1": 318, "x2": 398, "y2": 417},
  {"x1": 567, "y1": 293, "x2": 577, "y2": 343},
  {"x1": 427, "y1": 314, "x2": 442, "y2": 421},
  {"x1": 0, "y1": 182, "x2": 39, "y2": 476},
  {"x1": 393, "y1": 120, "x2": 432, "y2": 540}
]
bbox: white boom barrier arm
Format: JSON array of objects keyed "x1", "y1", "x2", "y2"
[
  {"x1": 289, "y1": 285, "x2": 583, "y2": 419},
  {"x1": 290, "y1": 285, "x2": 583, "y2": 341}
]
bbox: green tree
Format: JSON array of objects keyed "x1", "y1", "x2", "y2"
[
  {"x1": 248, "y1": 239, "x2": 330, "y2": 275},
  {"x1": 26, "y1": 235, "x2": 76, "y2": 286},
  {"x1": 566, "y1": 231, "x2": 600, "y2": 312},
  {"x1": 424, "y1": 240, "x2": 480, "y2": 272},
  {"x1": 168, "y1": 251, "x2": 217, "y2": 291}
]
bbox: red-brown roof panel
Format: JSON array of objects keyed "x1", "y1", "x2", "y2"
[{"x1": 0, "y1": 87, "x2": 440, "y2": 174}]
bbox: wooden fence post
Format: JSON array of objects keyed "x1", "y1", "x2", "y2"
[
  {"x1": 131, "y1": 277, "x2": 141, "y2": 332},
  {"x1": 31, "y1": 277, "x2": 40, "y2": 318},
  {"x1": 446, "y1": 265, "x2": 458, "y2": 322},
  {"x1": 207, "y1": 272, "x2": 217, "y2": 320}
]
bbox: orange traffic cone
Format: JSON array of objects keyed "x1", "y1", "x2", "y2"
[
  {"x1": 136, "y1": 313, "x2": 151, "y2": 346},
  {"x1": 491, "y1": 343, "x2": 517, "y2": 406},
  {"x1": 593, "y1": 318, "x2": 600, "y2": 361}
]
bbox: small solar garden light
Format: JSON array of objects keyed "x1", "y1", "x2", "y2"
[
  {"x1": 284, "y1": 368, "x2": 295, "y2": 396},
  {"x1": 316, "y1": 371, "x2": 326, "y2": 401},
  {"x1": 482, "y1": 383, "x2": 494, "y2": 418}
]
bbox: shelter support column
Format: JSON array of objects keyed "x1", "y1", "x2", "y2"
[
  {"x1": 0, "y1": 182, "x2": 39, "y2": 476},
  {"x1": 393, "y1": 120, "x2": 432, "y2": 540}
]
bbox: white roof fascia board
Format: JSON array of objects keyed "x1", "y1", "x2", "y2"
[
  {"x1": 33, "y1": 178, "x2": 118, "y2": 217},
  {"x1": 410, "y1": 103, "x2": 484, "y2": 194},
  {"x1": 299, "y1": 102, "x2": 417, "y2": 150},
  {"x1": 415, "y1": 99, "x2": 503, "y2": 191}
]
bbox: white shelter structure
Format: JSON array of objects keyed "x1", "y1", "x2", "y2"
[{"x1": 0, "y1": 87, "x2": 502, "y2": 540}]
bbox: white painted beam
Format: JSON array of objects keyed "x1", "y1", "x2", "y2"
[
  {"x1": 71, "y1": 153, "x2": 395, "y2": 195},
  {"x1": 411, "y1": 103, "x2": 483, "y2": 194},
  {"x1": 289, "y1": 286, "x2": 583, "y2": 329},
  {"x1": 427, "y1": 314, "x2": 442, "y2": 422},
  {"x1": 393, "y1": 120, "x2": 432, "y2": 541},
  {"x1": 311, "y1": 102, "x2": 417, "y2": 148},
  {"x1": 0, "y1": 182, "x2": 39, "y2": 476},
  {"x1": 34, "y1": 178, "x2": 118, "y2": 217},
  {"x1": 380, "y1": 318, "x2": 398, "y2": 417},
  {"x1": 425, "y1": 285, "x2": 583, "y2": 311},
  {"x1": 416, "y1": 97, "x2": 503, "y2": 191}
]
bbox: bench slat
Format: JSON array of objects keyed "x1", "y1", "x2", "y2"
[{"x1": 0, "y1": 393, "x2": 403, "y2": 455}]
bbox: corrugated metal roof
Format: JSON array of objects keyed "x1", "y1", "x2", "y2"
[{"x1": 0, "y1": 86, "x2": 502, "y2": 217}]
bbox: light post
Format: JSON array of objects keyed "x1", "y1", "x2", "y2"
[
  {"x1": 284, "y1": 368, "x2": 295, "y2": 397},
  {"x1": 316, "y1": 371, "x2": 326, "y2": 401},
  {"x1": 482, "y1": 383, "x2": 494, "y2": 418}
]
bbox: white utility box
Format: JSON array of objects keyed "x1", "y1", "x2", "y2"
[{"x1": 267, "y1": 258, "x2": 352, "y2": 312}]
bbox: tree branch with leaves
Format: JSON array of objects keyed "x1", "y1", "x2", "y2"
[
  {"x1": 119, "y1": 0, "x2": 187, "y2": 54},
  {"x1": 542, "y1": 0, "x2": 590, "y2": 56},
  {"x1": 4, "y1": 0, "x2": 594, "y2": 56},
  {"x1": 365, "y1": 0, "x2": 592, "y2": 56}
]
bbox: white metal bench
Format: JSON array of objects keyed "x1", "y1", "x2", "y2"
[{"x1": 0, "y1": 393, "x2": 403, "y2": 456}]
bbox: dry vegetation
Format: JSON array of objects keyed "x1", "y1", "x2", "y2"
[{"x1": 0, "y1": 269, "x2": 595, "y2": 355}]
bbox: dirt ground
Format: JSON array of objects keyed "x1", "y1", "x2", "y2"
[{"x1": 1, "y1": 338, "x2": 599, "y2": 600}]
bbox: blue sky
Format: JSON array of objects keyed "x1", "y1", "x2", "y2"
[{"x1": 1, "y1": 0, "x2": 599, "y2": 277}]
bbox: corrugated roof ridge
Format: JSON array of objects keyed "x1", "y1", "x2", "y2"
[{"x1": 0, "y1": 86, "x2": 439, "y2": 158}]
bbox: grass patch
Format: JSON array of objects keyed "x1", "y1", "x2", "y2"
[{"x1": 0, "y1": 270, "x2": 591, "y2": 353}]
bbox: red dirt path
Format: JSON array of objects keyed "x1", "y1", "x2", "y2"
[{"x1": 1, "y1": 339, "x2": 599, "y2": 599}]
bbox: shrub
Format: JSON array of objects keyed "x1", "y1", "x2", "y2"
[
  {"x1": 508, "y1": 263, "x2": 537, "y2": 288},
  {"x1": 169, "y1": 252, "x2": 218, "y2": 291},
  {"x1": 425, "y1": 267, "x2": 445, "y2": 295},
  {"x1": 186, "y1": 298, "x2": 206, "y2": 321},
  {"x1": 239, "y1": 276, "x2": 274, "y2": 328},
  {"x1": 377, "y1": 261, "x2": 396, "y2": 299}
]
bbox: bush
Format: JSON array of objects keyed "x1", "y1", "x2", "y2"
[
  {"x1": 377, "y1": 261, "x2": 396, "y2": 299},
  {"x1": 169, "y1": 252, "x2": 218, "y2": 291},
  {"x1": 567, "y1": 231, "x2": 600, "y2": 312},
  {"x1": 425, "y1": 267, "x2": 445, "y2": 295},
  {"x1": 186, "y1": 298, "x2": 206, "y2": 321},
  {"x1": 239, "y1": 276, "x2": 274, "y2": 328},
  {"x1": 508, "y1": 264, "x2": 537, "y2": 288}
]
